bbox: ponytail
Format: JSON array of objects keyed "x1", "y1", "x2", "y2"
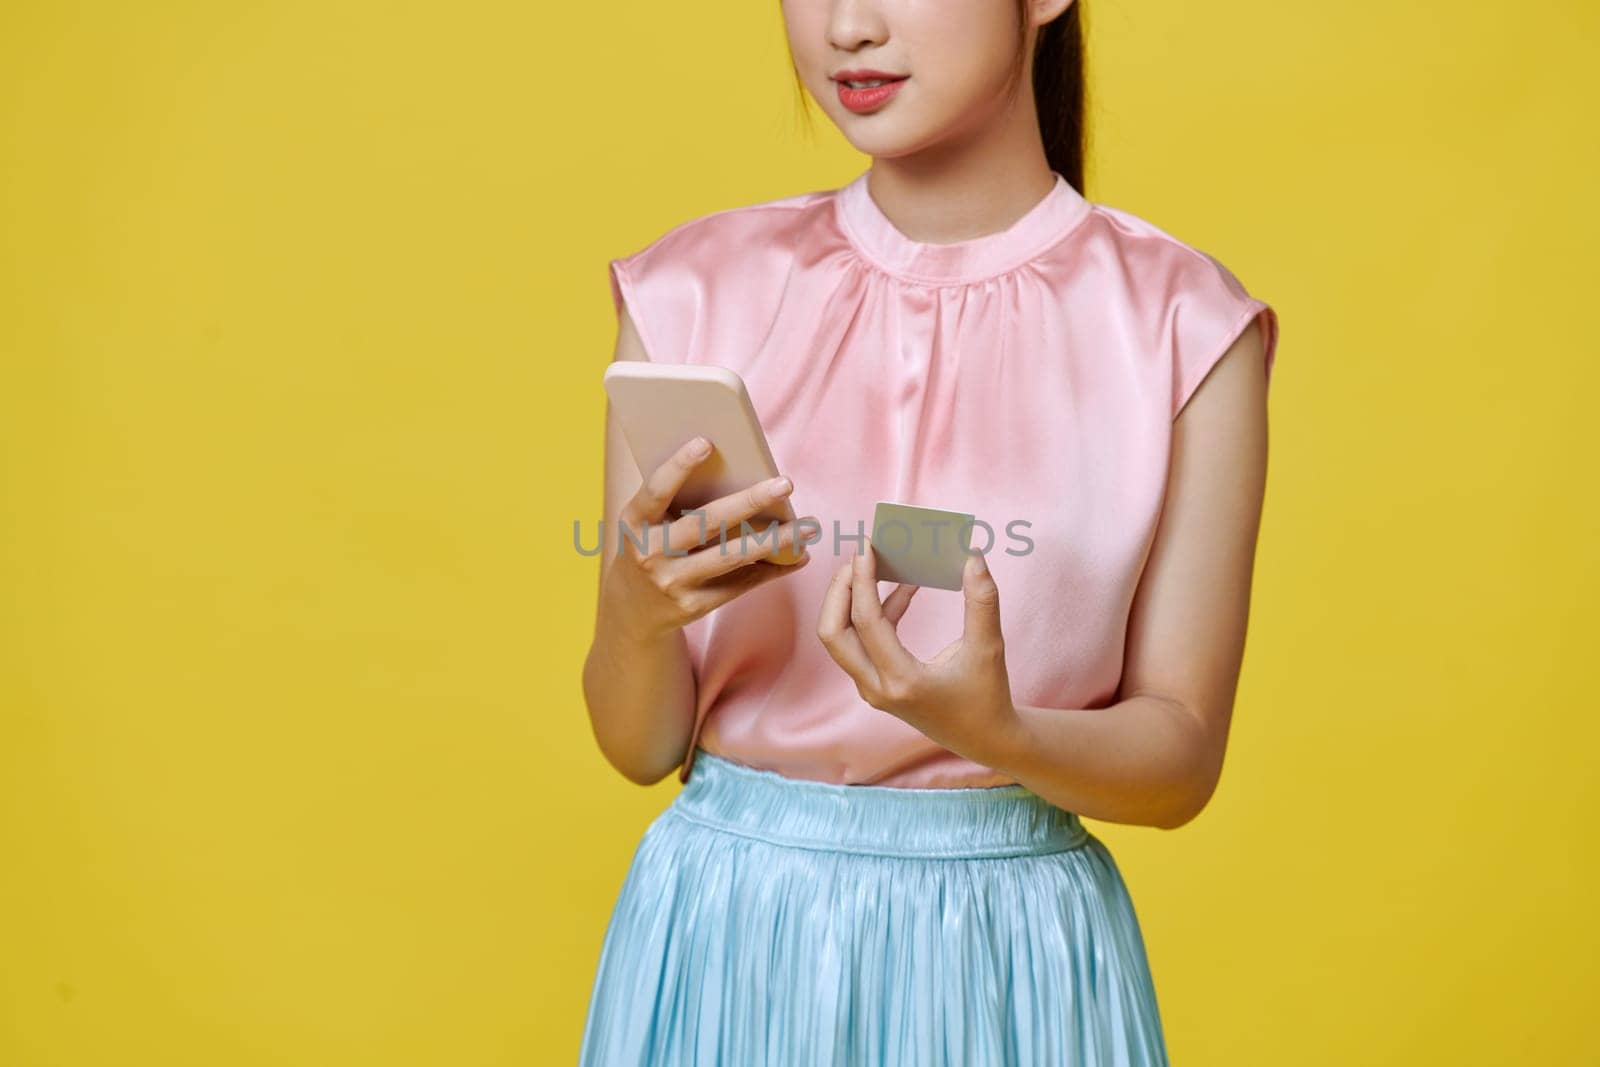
[{"x1": 1018, "y1": 2, "x2": 1089, "y2": 194}]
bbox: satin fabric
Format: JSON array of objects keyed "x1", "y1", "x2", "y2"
[
  {"x1": 607, "y1": 168, "x2": 1278, "y2": 788},
  {"x1": 577, "y1": 748, "x2": 1169, "y2": 1066}
]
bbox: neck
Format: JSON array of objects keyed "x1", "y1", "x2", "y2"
[{"x1": 864, "y1": 92, "x2": 1058, "y2": 245}]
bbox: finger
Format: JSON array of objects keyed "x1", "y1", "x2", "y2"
[
  {"x1": 701, "y1": 549, "x2": 814, "y2": 602},
  {"x1": 817, "y1": 559, "x2": 880, "y2": 689},
  {"x1": 626, "y1": 435, "x2": 713, "y2": 528},
  {"x1": 678, "y1": 473, "x2": 797, "y2": 552},
  {"x1": 673, "y1": 515, "x2": 811, "y2": 584},
  {"x1": 770, "y1": 514, "x2": 823, "y2": 565},
  {"x1": 849, "y1": 548, "x2": 921, "y2": 679},
  {"x1": 961, "y1": 550, "x2": 1004, "y2": 653},
  {"x1": 882, "y1": 582, "x2": 919, "y2": 626},
  {"x1": 662, "y1": 475, "x2": 795, "y2": 556}
]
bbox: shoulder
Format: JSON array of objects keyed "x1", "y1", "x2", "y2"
[
  {"x1": 611, "y1": 186, "x2": 840, "y2": 278},
  {"x1": 1072, "y1": 200, "x2": 1278, "y2": 418},
  {"x1": 606, "y1": 185, "x2": 845, "y2": 363},
  {"x1": 1078, "y1": 201, "x2": 1258, "y2": 307}
]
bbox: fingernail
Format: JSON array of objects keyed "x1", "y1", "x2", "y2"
[
  {"x1": 691, "y1": 436, "x2": 711, "y2": 456},
  {"x1": 770, "y1": 476, "x2": 793, "y2": 495}
]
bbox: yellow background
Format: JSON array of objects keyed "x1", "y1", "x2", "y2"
[{"x1": 2, "y1": 1, "x2": 1595, "y2": 1063}]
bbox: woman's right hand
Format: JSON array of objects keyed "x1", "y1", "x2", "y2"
[{"x1": 599, "y1": 435, "x2": 815, "y2": 643}]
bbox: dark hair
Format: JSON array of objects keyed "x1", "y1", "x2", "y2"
[
  {"x1": 1016, "y1": 1, "x2": 1088, "y2": 194},
  {"x1": 785, "y1": 3, "x2": 1089, "y2": 195}
]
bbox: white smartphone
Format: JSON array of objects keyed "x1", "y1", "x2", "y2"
[{"x1": 603, "y1": 361, "x2": 798, "y2": 533}]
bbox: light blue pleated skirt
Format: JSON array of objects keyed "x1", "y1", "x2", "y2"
[{"x1": 579, "y1": 748, "x2": 1170, "y2": 1066}]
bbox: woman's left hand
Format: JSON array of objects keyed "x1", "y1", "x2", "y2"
[{"x1": 816, "y1": 546, "x2": 1024, "y2": 764}]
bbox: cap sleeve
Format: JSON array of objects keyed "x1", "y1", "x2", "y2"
[
  {"x1": 608, "y1": 254, "x2": 671, "y2": 365},
  {"x1": 1168, "y1": 252, "x2": 1279, "y2": 419},
  {"x1": 607, "y1": 218, "x2": 716, "y2": 366}
]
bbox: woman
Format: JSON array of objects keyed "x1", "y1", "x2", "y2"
[{"x1": 580, "y1": 0, "x2": 1278, "y2": 1062}]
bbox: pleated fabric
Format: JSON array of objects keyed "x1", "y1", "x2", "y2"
[
  {"x1": 578, "y1": 749, "x2": 1169, "y2": 1066},
  {"x1": 607, "y1": 167, "x2": 1278, "y2": 790}
]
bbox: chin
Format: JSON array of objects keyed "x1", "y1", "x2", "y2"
[{"x1": 829, "y1": 115, "x2": 943, "y2": 161}]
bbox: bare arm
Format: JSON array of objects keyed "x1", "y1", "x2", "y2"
[
  {"x1": 583, "y1": 304, "x2": 814, "y2": 785},
  {"x1": 975, "y1": 319, "x2": 1271, "y2": 828},
  {"x1": 582, "y1": 305, "x2": 697, "y2": 785}
]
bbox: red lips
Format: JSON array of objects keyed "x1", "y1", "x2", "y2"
[{"x1": 832, "y1": 70, "x2": 909, "y2": 114}]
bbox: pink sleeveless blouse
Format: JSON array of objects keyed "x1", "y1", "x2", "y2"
[{"x1": 607, "y1": 168, "x2": 1279, "y2": 789}]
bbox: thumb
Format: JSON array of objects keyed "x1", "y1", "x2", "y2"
[{"x1": 961, "y1": 550, "x2": 1003, "y2": 648}]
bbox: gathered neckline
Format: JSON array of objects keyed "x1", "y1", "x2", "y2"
[{"x1": 834, "y1": 167, "x2": 1094, "y2": 286}]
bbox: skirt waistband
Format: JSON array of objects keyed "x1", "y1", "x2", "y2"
[{"x1": 672, "y1": 748, "x2": 1089, "y2": 859}]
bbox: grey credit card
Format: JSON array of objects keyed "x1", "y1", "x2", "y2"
[{"x1": 870, "y1": 501, "x2": 977, "y2": 591}]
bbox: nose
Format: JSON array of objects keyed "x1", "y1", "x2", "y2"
[{"x1": 826, "y1": 0, "x2": 888, "y2": 52}]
